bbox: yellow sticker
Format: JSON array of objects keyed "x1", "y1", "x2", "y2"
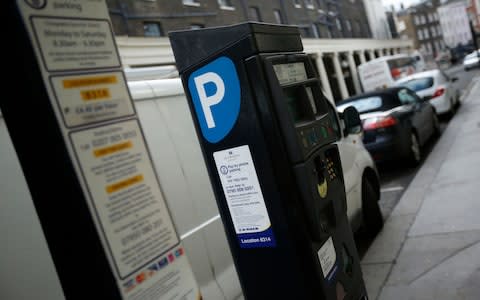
[
  {"x1": 81, "y1": 88, "x2": 111, "y2": 101},
  {"x1": 63, "y1": 75, "x2": 117, "y2": 88},
  {"x1": 317, "y1": 178, "x2": 328, "y2": 198},
  {"x1": 106, "y1": 174, "x2": 144, "y2": 194},
  {"x1": 94, "y1": 141, "x2": 133, "y2": 158}
]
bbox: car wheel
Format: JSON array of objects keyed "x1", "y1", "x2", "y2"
[
  {"x1": 432, "y1": 112, "x2": 441, "y2": 138},
  {"x1": 408, "y1": 131, "x2": 421, "y2": 166},
  {"x1": 362, "y1": 178, "x2": 383, "y2": 236}
]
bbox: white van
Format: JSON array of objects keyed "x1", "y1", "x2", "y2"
[
  {"x1": 0, "y1": 77, "x2": 381, "y2": 300},
  {"x1": 357, "y1": 54, "x2": 419, "y2": 92}
]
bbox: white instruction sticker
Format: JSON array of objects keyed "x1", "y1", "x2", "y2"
[
  {"x1": 317, "y1": 237, "x2": 337, "y2": 279},
  {"x1": 213, "y1": 145, "x2": 275, "y2": 248},
  {"x1": 70, "y1": 119, "x2": 179, "y2": 278},
  {"x1": 31, "y1": 17, "x2": 120, "y2": 71}
]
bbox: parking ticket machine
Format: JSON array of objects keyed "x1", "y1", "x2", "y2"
[{"x1": 169, "y1": 22, "x2": 367, "y2": 299}]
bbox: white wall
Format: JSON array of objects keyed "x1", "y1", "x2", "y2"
[{"x1": 364, "y1": 0, "x2": 392, "y2": 39}]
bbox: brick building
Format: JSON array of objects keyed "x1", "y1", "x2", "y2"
[{"x1": 107, "y1": 0, "x2": 371, "y2": 38}]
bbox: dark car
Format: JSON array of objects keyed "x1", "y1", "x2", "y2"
[{"x1": 336, "y1": 87, "x2": 440, "y2": 165}]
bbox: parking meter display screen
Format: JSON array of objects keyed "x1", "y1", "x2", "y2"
[{"x1": 273, "y1": 62, "x2": 308, "y2": 85}]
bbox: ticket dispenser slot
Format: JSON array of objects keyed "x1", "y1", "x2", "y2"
[{"x1": 169, "y1": 22, "x2": 367, "y2": 300}]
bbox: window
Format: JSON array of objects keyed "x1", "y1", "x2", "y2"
[
  {"x1": 312, "y1": 24, "x2": 320, "y2": 38},
  {"x1": 183, "y1": 0, "x2": 200, "y2": 6},
  {"x1": 326, "y1": 102, "x2": 341, "y2": 140},
  {"x1": 414, "y1": 15, "x2": 420, "y2": 25},
  {"x1": 423, "y1": 28, "x2": 429, "y2": 39},
  {"x1": 218, "y1": 0, "x2": 234, "y2": 9},
  {"x1": 399, "y1": 77, "x2": 434, "y2": 92},
  {"x1": 397, "y1": 89, "x2": 417, "y2": 104},
  {"x1": 305, "y1": 0, "x2": 314, "y2": 9},
  {"x1": 273, "y1": 9, "x2": 284, "y2": 24},
  {"x1": 417, "y1": 29, "x2": 423, "y2": 40},
  {"x1": 293, "y1": 0, "x2": 302, "y2": 8},
  {"x1": 421, "y1": 15, "x2": 426, "y2": 24},
  {"x1": 190, "y1": 24, "x2": 205, "y2": 29},
  {"x1": 249, "y1": 6, "x2": 262, "y2": 21},
  {"x1": 143, "y1": 22, "x2": 163, "y2": 37},
  {"x1": 337, "y1": 96, "x2": 382, "y2": 113},
  {"x1": 336, "y1": 18, "x2": 342, "y2": 31},
  {"x1": 346, "y1": 19, "x2": 352, "y2": 32}
]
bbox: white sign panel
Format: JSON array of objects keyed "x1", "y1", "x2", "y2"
[
  {"x1": 31, "y1": 17, "x2": 120, "y2": 71},
  {"x1": 213, "y1": 145, "x2": 276, "y2": 248},
  {"x1": 70, "y1": 119, "x2": 179, "y2": 278},
  {"x1": 51, "y1": 71, "x2": 135, "y2": 127},
  {"x1": 17, "y1": 1, "x2": 201, "y2": 298}
]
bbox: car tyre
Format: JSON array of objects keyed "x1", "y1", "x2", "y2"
[
  {"x1": 408, "y1": 131, "x2": 421, "y2": 166},
  {"x1": 432, "y1": 112, "x2": 441, "y2": 138},
  {"x1": 362, "y1": 179, "x2": 383, "y2": 236}
]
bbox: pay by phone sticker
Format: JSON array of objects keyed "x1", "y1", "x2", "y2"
[
  {"x1": 317, "y1": 237, "x2": 338, "y2": 282},
  {"x1": 213, "y1": 145, "x2": 276, "y2": 248},
  {"x1": 188, "y1": 56, "x2": 240, "y2": 143}
]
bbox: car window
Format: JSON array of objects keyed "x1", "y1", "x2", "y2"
[
  {"x1": 337, "y1": 96, "x2": 382, "y2": 113},
  {"x1": 326, "y1": 101, "x2": 342, "y2": 140},
  {"x1": 397, "y1": 88, "x2": 417, "y2": 104},
  {"x1": 399, "y1": 77, "x2": 434, "y2": 92}
]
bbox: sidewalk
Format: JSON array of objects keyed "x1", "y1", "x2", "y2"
[{"x1": 361, "y1": 75, "x2": 480, "y2": 300}]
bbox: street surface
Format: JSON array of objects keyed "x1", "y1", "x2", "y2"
[{"x1": 355, "y1": 63, "x2": 480, "y2": 257}]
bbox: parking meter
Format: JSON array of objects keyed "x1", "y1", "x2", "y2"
[{"x1": 169, "y1": 22, "x2": 367, "y2": 299}]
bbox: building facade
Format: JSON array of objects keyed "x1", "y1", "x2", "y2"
[
  {"x1": 107, "y1": 0, "x2": 372, "y2": 39},
  {"x1": 438, "y1": 1, "x2": 472, "y2": 48},
  {"x1": 396, "y1": 0, "x2": 445, "y2": 57}
]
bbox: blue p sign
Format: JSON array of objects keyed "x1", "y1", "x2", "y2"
[{"x1": 188, "y1": 56, "x2": 241, "y2": 143}]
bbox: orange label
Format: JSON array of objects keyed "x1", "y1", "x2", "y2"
[
  {"x1": 94, "y1": 141, "x2": 132, "y2": 158},
  {"x1": 106, "y1": 174, "x2": 144, "y2": 194},
  {"x1": 63, "y1": 75, "x2": 117, "y2": 88},
  {"x1": 81, "y1": 88, "x2": 111, "y2": 101}
]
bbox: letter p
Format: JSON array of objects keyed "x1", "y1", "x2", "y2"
[{"x1": 194, "y1": 72, "x2": 225, "y2": 128}]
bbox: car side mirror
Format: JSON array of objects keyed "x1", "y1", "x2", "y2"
[{"x1": 343, "y1": 106, "x2": 362, "y2": 136}]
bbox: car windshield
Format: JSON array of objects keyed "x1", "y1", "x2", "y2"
[
  {"x1": 397, "y1": 77, "x2": 434, "y2": 92},
  {"x1": 337, "y1": 96, "x2": 382, "y2": 113}
]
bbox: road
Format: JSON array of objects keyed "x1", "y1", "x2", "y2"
[{"x1": 355, "y1": 63, "x2": 480, "y2": 256}]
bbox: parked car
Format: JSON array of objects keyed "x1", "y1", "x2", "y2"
[
  {"x1": 336, "y1": 87, "x2": 440, "y2": 166},
  {"x1": 395, "y1": 69, "x2": 460, "y2": 117},
  {"x1": 325, "y1": 100, "x2": 383, "y2": 235},
  {"x1": 463, "y1": 49, "x2": 480, "y2": 70}
]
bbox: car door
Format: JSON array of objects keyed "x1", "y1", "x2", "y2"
[
  {"x1": 326, "y1": 101, "x2": 362, "y2": 224},
  {"x1": 398, "y1": 88, "x2": 431, "y2": 144}
]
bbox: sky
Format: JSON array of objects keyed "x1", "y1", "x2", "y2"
[{"x1": 381, "y1": 0, "x2": 422, "y2": 11}]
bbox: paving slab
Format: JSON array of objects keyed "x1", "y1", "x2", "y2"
[{"x1": 379, "y1": 241, "x2": 480, "y2": 300}]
